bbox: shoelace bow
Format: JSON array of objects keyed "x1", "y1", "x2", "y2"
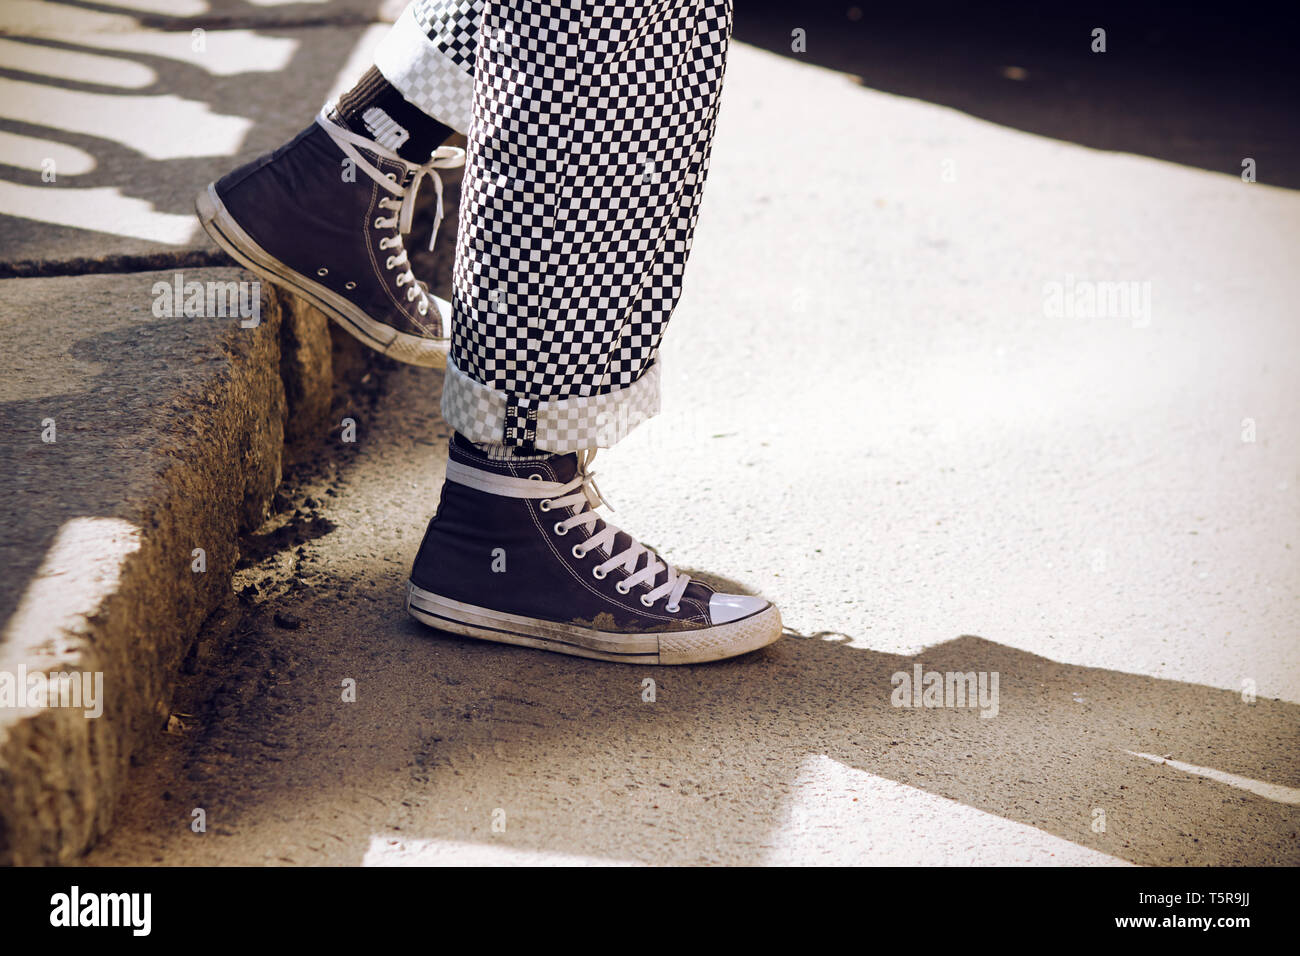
[
  {"x1": 316, "y1": 111, "x2": 465, "y2": 315},
  {"x1": 543, "y1": 450, "x2": 692, "y2": 612}
]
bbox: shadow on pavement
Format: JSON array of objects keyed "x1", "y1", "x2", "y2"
[
  {"x1": 96, "y1": 573, "x2": 1300, "y2": 865},
  {"x1": 735, "y1": 0, "x2": 1300, "y2": 189},
  {"x1": 0, "y1": 0, "x2": 390, "y2": 274}
]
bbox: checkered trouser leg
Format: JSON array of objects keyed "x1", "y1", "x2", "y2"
[{"x1": 377, "y1": 1, "x2": 733, "y2": 453}]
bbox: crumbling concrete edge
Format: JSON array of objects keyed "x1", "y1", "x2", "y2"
[{"x1": 0, "y1": 282, "x2": 376, "y2": 865}]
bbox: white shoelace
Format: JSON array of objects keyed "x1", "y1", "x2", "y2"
[
  {"x1": 541, "y1": 450, "x2": 692, "y2": 612},
  {"x1": 316, "y1": 110, "x2": 465, "y2": 316}
]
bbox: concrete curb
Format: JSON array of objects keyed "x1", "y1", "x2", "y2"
[{"x1": 0, "y1": 269, "x2": 375, "y2": 864}]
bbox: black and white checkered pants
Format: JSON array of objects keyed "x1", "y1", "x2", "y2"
[{"x1": 374, "y1": 0, "x2": 733, "y2": 451}]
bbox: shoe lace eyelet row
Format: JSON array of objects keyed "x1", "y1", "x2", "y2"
[
  {"x1": 541, "y1": 465, "x2": 684, "y2": 613},
  {"x1": 313, "y1": 114, "x2": 464, "y2": 327}
]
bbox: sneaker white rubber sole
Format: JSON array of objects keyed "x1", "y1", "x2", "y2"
[
  {"x1": 195, "y1": 182, "x2": 451, "y2": 369},
  {"x1": 406, "y1": 581, "x2": 782, "y2": 665}
]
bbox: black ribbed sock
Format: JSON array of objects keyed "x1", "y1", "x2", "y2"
[{"x1": 335, "y1": 66, "x2": 454, "y2": 163}]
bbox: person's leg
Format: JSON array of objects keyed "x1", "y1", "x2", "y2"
[
  {"x1": 442, "y1": 0, "x2": 727, "y2": 452},
  {"x1": 406, "y1": 0, "x2": 782, "y2": 664},
  {"x1": 195, "y1": 1, "x2": 483, "y2": 367}
]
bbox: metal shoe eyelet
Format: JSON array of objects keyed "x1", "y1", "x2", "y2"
[
  {"x1": 571, "y1": 545, "x2": 586, "y2": 559},
  {"x1": 665, "y1": 603, "x2": 681, "y2": 613},
  {"x1": 374, "y1": 217, "x2": 385, "y2": 229},
  {"x1": 528, "y1": 474, "x2": 543, "y2": 481},
  {"x1": 553, "y1": 521, "x2": 568, "y2": 536},
  {"x1": 385, "y1": 256, "x2": 396, "y2": 270},
  {"x1": 344, "y1": 281, "x2": 356, "y2": 290},
  {"x1": 615, "y1": 581, "x2": 629, "y2": 594},
  {"x1": 640, "y1": 595, "x2": 655, "y2": 608},
  {"x1": 406, "y1": 288, "x2": 418, "y2": 302},
  {"x1": 316, "y1": 267, "x2": 328, "y2": 276},
  {"x1": 538, "y1": 499, "x2": 551, "y2": 511},
  {"x1": 592, "y1": 567, "x2": 607, "y2": 580}
]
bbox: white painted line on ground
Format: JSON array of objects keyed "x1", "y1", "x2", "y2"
[
  {"x1": 762, "y1": 755, "x2": 1130, "y2": 865},
  {"x1": 1127, "y1": 751, "x2": 1300, "y2": 805}
]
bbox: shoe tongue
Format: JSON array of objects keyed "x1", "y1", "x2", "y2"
[
  {"x1": 537, "y1": 449, "x2": 709, "y2": 599},
  {"x1": 450, "y1": 437, "x2": 712, "y2": 604},
  {"x1": 566, "y1": 490, "x2": 677, "y2": 595},
  {"x1": 544, "y1": 452, "x2": 579, "y2": 483}
]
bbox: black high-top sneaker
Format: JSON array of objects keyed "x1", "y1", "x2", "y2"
[
  {"x1": 406, "y1": 436, "x2": 783, "y2": 665},
  {"x1": 195, "y1": 110, "x2": 464, "y2": 367}
]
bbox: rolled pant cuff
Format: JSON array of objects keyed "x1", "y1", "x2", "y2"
[
  {"x1": 373, "y1": 4, "x2": 475, "y2": 134},
  {"x1": 441, "y1": 356, "x2": 661, "y2": 453}
]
